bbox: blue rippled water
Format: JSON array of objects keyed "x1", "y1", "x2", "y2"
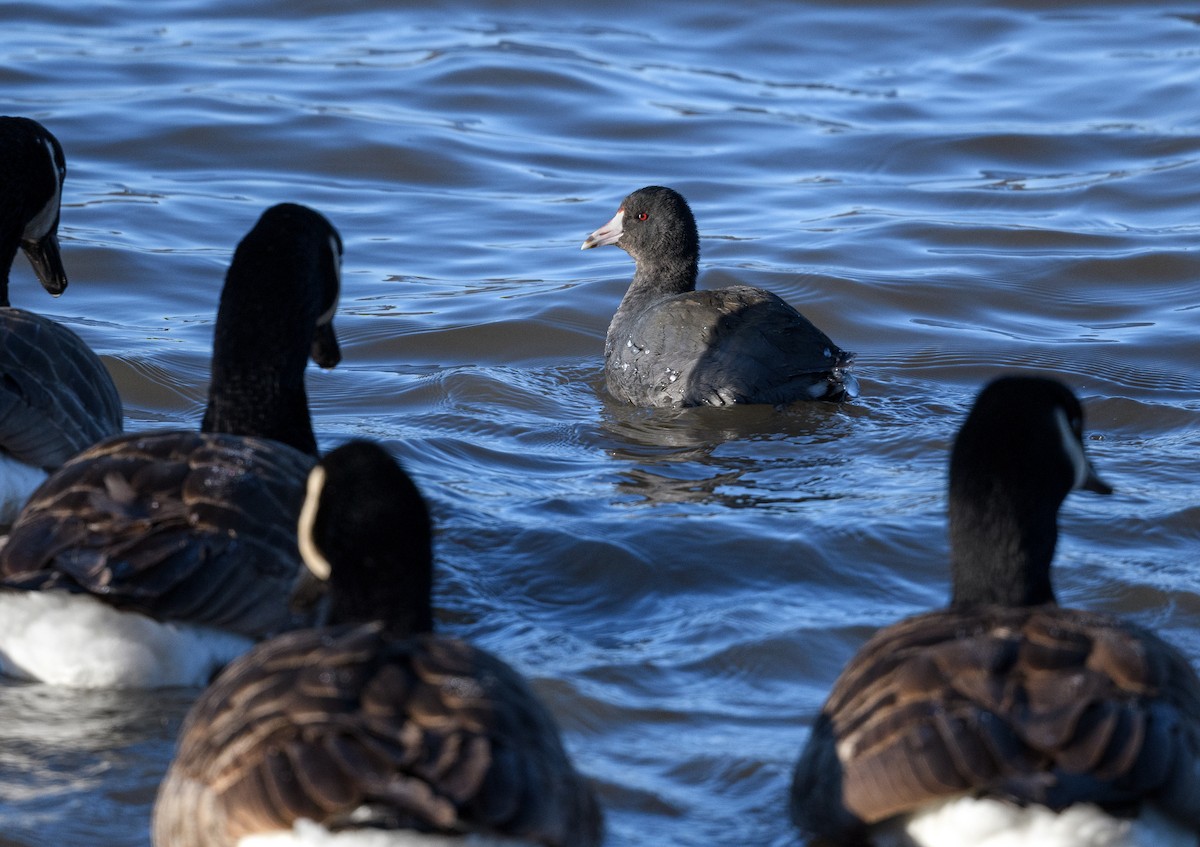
[{"x1": 2, "y1": 2, "x2": 1200, "y2": 845}]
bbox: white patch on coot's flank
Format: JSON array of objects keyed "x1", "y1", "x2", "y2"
[
  {"x1": 0, "y1": 591, "x2": 253, "y2": 688},
  {"x1": 22, "y1": 136, "x2": 62, "y2": 242},
  {"x1": 297, "y1": 464, "x2": 331, "y2": 581}
]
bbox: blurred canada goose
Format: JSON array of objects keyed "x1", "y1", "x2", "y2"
[
  {"x1": 152, "y1": 440, "x2": 604, "y2": 847},
  {"x1": 0, "y1": 116, "x2": 122, "y2": 521},
  {"x1": 789, "y1": 376, "x2": 1200, "y2": 846},
  {"x1": 580, "y1": 185, "x2": 855, "y2": 407},
  {"x1": 0, "y1": 203, "x2": 343, "y2": 688}
]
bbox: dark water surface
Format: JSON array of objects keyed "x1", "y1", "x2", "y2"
[{"x1": 3, "y1": 2, "x2": 1200, "y2": 845}]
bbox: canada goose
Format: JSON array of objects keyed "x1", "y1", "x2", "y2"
[
  {"x1": 789, "y1": 376, "x2": 1200, "y2": 846},
  {"x1": 153, "y1": 440, "x2": 604, "y2": 847},
  {"x1": 581, "y1": 185, "x2": 854, "y2": 407},
  {"x1": 0, "y1": 116, "x2": 122, "y2": 521},
  {"x1": 0, "y1": 203, "x2": 343, "y2": 688}
]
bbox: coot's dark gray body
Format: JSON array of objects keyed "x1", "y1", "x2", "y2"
[{"x1": 582, "y1": 186, "x2": 855, "y2": 408}]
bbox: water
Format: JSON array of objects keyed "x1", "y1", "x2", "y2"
[{"x1": 2, "y1": 1, "x2": 1200, "y2": 844}]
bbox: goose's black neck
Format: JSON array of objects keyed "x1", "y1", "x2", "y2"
[
  {"x1": 948, "y1": 476, "x2": 1060, "y2": 608},
  {"x1": 199, "y1": 204, "x2": 341, "y2": 457},
  {"x1": 946, "y1": 376, "x2": 1105, "y2": 610},
  {"x1": 201, "y1": 373, "x2": 317, "y2": 456},
  {"x1": 0, "y1": 201, "x2": 23, "y2": 303},
  {"x1": 0, "y1": 233, "x2": 18, "y2": 307},
  {"x1": 329, "y1": 546, "x2": 434, "y2": 637},
  {"x1": 200, "y1": 282, "x2": 320, "y2": 454}
]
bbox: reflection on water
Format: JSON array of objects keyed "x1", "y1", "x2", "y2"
[
  {"x1": 4, "y1": 1, "x2": 1200, "y2": 845},
  {"x1": 601, "y1": 402, "x2": 862, "y2": 510}
]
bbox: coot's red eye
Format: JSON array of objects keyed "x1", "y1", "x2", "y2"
[{"x1": 638, "y1": 212, "x2": 649, "y2": 221}]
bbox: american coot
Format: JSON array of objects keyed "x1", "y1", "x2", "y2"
[
  {"x1": 0, "y1": 116, "x2": 122, "y2": 522},
  {"x1": 0, "y1": 203, "x2": 343, "y2": 688},
  {"x1": 790, "y1": 376, "x2": 1200, "y2": 845},
  {"x1": 152, "y1": 440, "x2": 604, "y2": 847},
  {"x1": 581, "y1": 185, "x2": 855, "y2": 408}
]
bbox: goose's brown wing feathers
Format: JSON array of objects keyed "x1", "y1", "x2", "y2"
[
  {"x1": 155, "y1": 624, "x2": 602, "y2": 847},
  {"x1": 0, "y1": 430, "x2": 315, "y2": 637},
  {"x1": 792, "y1": 605, "x2": 1200, "y2": 836}
]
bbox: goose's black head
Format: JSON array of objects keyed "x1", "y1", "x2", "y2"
[
  {"x1": 0, "y1": 116, "x2": 69, "y2": 305},
  {"x1": 581, "y1": 185, "x2": 700, "y2": 275},
  {"x1": 296, "y1": 440, "x2": 434, "y2": 636},
  {"x1": 220, "y1": 202, "x2": 343, "y2": 369},
  {"x1": 948, "y1": 376, "x2": 1111, "y2": 609}
]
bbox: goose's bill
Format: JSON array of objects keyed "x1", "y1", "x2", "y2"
[
  {"x1": 581, "y1": 208, "x2": 624, "y2": 250},
  {"x1": 1081, "y1": 460, "x2": 1113, "y2": 495},
  {"x1": 311, "y1": 321, "x2": 341, "y2": 369},
  {"x1": 22, "y1": 230, "x2": 67, "y2": 296}
]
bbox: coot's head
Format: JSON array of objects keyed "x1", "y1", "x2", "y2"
[{"x1": 581, "y1": 185, "x2": 699, "y2": 266}]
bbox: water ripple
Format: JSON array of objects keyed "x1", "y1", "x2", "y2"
[{"x1": 3, "y1": 3, "x2": 1200, "y2": 846}]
